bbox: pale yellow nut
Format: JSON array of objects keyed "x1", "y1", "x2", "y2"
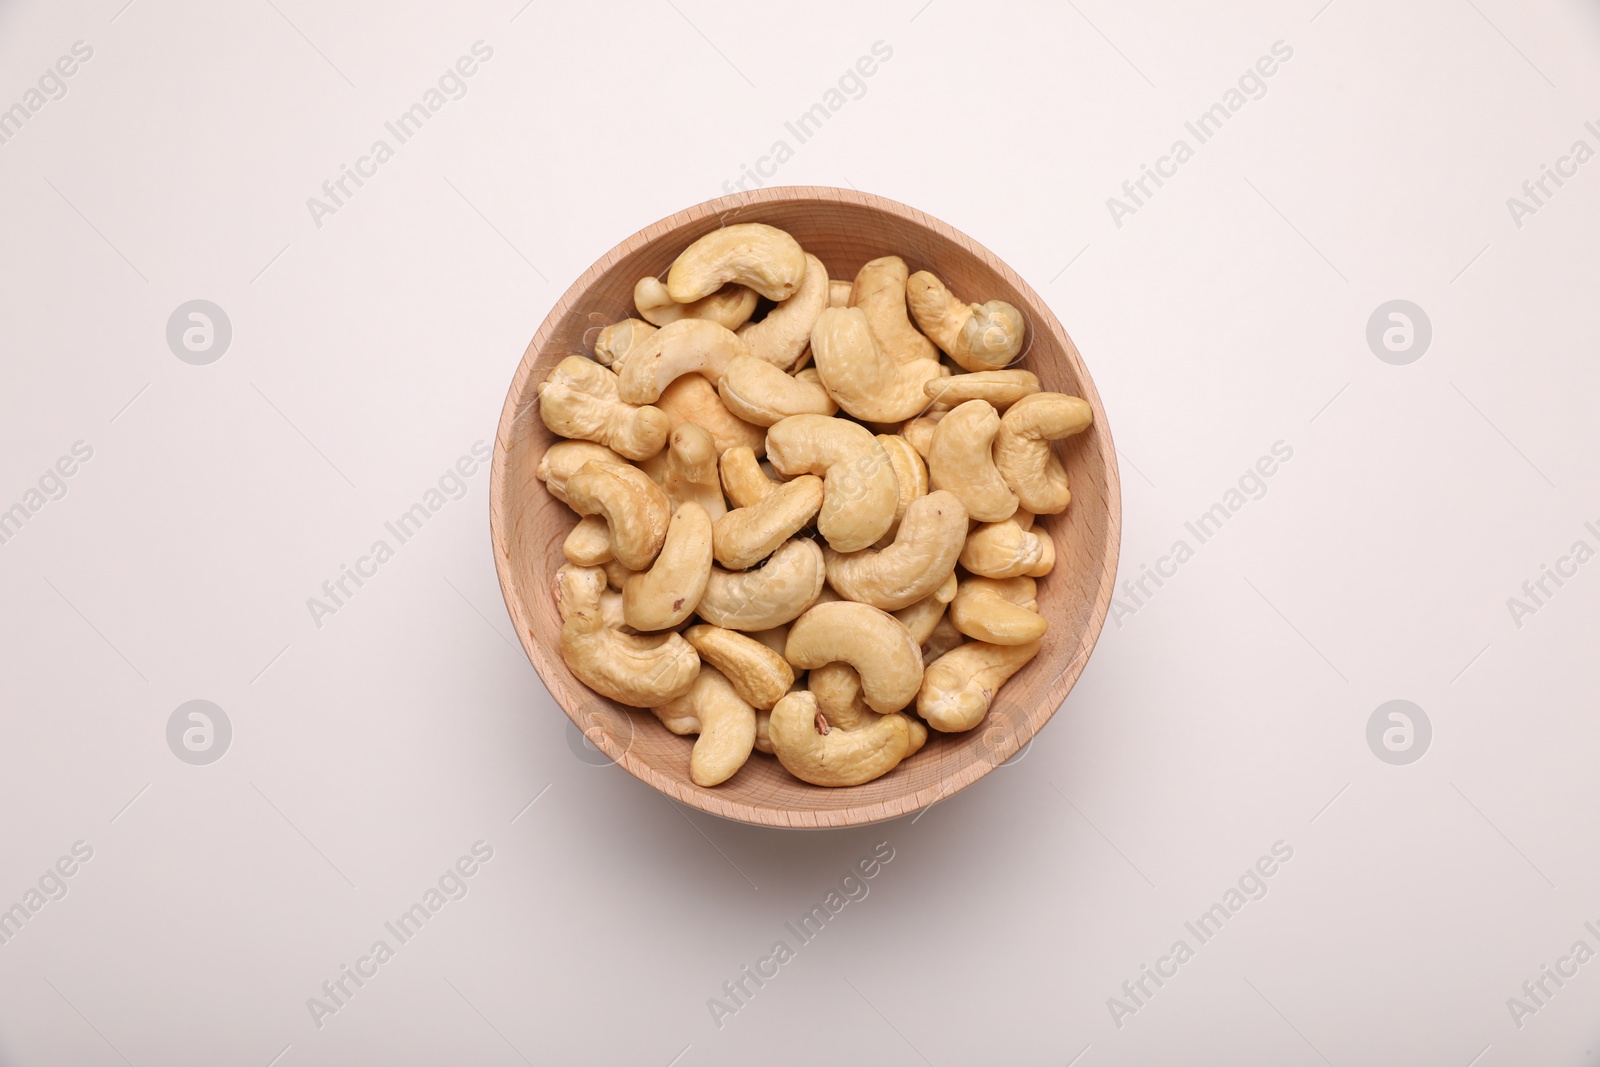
[
  {"x1": 716, "y1": 355, "x2": 837, "y2": 426},
  {"x1": 807, "y1": 662, "x2": 877, "y2": 731},
  {"x1": 784, "y1": 601, "x2": 923, "y2": 714},
  {"x1": 923, "y1": 369, "x2": 1040, "y2": 409},
  {"x1": 685, "y1": 624, "x2": 796, "y2": 709},
  {"x1": 601, "y1": 558, "x2": 634, "y2": 590},
  {"x1": 653, "y1": 373, "x2": 766, "y2": 456},
  {"x1": 622, "y1": 502, "x2": 712, "y2": 631},
  {"x1": 592, "y1": 318, "x2": 657, "y2": 369},
  {"x1": 599, "y1": 587, "x2": 630, "y2": 632},
  {"x1": 667, "y1": 223, "x2": 807, "y2": 303},
  {"x1": 918, "y1": 639, "x2": 1040, "y2": 732},
  {"x1": 719, "y1": 446, "x2": 779, "y2": 508},
  {"x1": 564, "y1": 461, "x2": 671, "y2": 570},
  {"x1": 849, "y1": 256, "x2": 939, "y2": 365},
  {"x1": 640, "y1": 423, "x2": 727, "y2": 522},
  {"x1": 536, "y1": 440, "x2": 628, "y2": 505},
  {"x1": 768, "y1": 690, "x2": 926, "y2": 787},
  {"x1": 892, "y1": 591, "x2": 949, "y2": 646},
  {"x1": 633, "y1": 277, "x2": 758, "y2": 330},
  {"x1": 557, "y1": 564, "x2": 699, "y2": 708},
  {"x1": 562, "y1": 514, "x2": 613, "y2": 566},
  {"x1": 538, "y1": 355, "x2": 670, "y2": 461},
  {"x1": 933, "y1": 570, "x2": 959, "y2": 603},
  {"x1": 765, "y1": 414, "x2": 900, "y2": 553},
  {"x1": 948, "y1": 575, "x2": 1048, "y2": 645},
  {"x1": 553, "y1": 562, "x2": 608, "y2": 622},
  {"x1": 872, "y1": 433, "x2": 928, "y2": 546},
  {"x1": 790, "y1": 367, "x2": 838, "y2": 414},
  {"x1": 926, "y1": 399, "x2": 1017, "y2": 522},
  {"x1": 899, "y1": 408, "x2": 947, "y2": 458},
  {"x1": 650, "y1": 666, "x2": 756, "y2": 787},
  {"x1": 747, "y1": 624, "x2": 790, "y2": 657},
  {"x1": 697, "y1": 538, "x2": 825, "y2": 631},
  {"x1": 754, "y1": 707, "x2": 773, "y2": 754},
  {"x1": 616, "y1": 319, "x2": 748, "y2": 405},
  {"x1": 905, "y1": 270, "x2": 1026, "y2": 371},
  {"x1": 710, "y1": 475, "x2": 824, "y2": 570},
  {"x1": 1027, "y1": 524, "x2": 1055, "y2": 577},
  {"x1": 921, "y1": 613, "x2": 965, "y2": 666},
  {"x1": 827, "y1": 279, "x2": 852, "y2": 308},
  {"x1": 993, "y1": 392, "x2": 1093, "y2": 515},
  {"x1": 737, "y1": 253, "x2": 828, "y2": 369},
  {"x1": 823, "y1": 490, "x2": 967, "y2": 611},
  {"x1": 958, "y1": 515, "x2": 1051, "y2": 579},
  {"x1": 810, "y1": 306, "x2": 942, "y2": 424}
]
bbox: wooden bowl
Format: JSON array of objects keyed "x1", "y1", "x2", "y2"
[{"x1": 489, "y1": 186, "x2": 1121, "y2": 829}]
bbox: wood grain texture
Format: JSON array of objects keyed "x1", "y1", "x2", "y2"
[{"x1": 489, "y1": 186, "x2": 1122, "y2": 829}]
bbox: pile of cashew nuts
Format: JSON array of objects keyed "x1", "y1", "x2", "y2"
[{"x1": 536, "y1": 222, "x2": 1092, "y2": 789}]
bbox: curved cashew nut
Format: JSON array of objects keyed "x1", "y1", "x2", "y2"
[
  {"x1": 949, "y1": 575, "x2": 1048, "y2": 645},
  {"x1": 823, "y1": 490, "x2": 967, "y2": 610},
  {"x1": 808, "y1": 662, "x2": 878, "y2": 731},
  {"x1": 892, "y1": 591, "x2": 948, "y2": 646},
  {"x1": 849, "y1": 256, "x2": 939, "y2": 365},
  {"x1": 538, "y1": 355, "x2": 671, "y2": 461},
  {"x1": 592, "y1": 318, "x2": 657, "y2": 369},
  {"x1": 993, "y1": 392, "x2": 1093, "y2": 515},
  {"x1": 556, "y1": 564, "x2": 699, "y2": 707},
  {"x1": 651, "y1": 666, "x2": 756, "y2": 786},
  {"x1": 719, "y1": 445, "x2": 779, "y2": 508},
  {"x1": 622, "y1": 502, "x2": 712, "y2": 630},
  {"x1": 641, "y1": 423, "x2": 727, "y2": 521},
  {"x1": 827, "y1": 279, "x2": 852, "y2": 308},
  {"x1": 959, "y1": 515, "x2": 1052, "y2": 578},
  {"x1": 738, "y1": 253, "x2": 828, "y2": 369},
  {"x1": 764, "y1": 414, "x2": 900, "y2": 553},
  {"x1": 873, "y1": 433, "x2": 928, "y2": 545},
  {"x1": 667, "y1": 223, "x2": 807, "y2": 303},
  {"x1": 927, "y1": 400, "x2": 1017, "y2": 522},
  {"x1": 617, "y1": 319, "x2": 747, "y2": 404},
  {"x1": 716, "y1": 356, "x2": 837, "y2": 426},
  {"x1": 924, "y1": 369, "x2": 1040, "y2": 409},
  {"x1": 710, "y1": 474, "x2": 824, "y2": 570},
  {"x1": 564, "y1": 461, "x2": 671, "y2": 570},
  {"x1": 697, "y1": 538, "x2": 825, "y2": 630},
  {"x1": 918, "y1": 639, "x2": 1040, "y2": 733},
  {"x1": 784, "y1": 601, "x2": 923, "y2": 713},
  {"x1": 767, "y1": 690, "x2": 926, "y2": 787},
  {"x1": 563, "y1": 514, "x2": 612, "y2": 566},
  {"x1": 905, "y1": 270, "x2": 1026, "y2": 371},
  {"x1": 810, "y1": 307, "x2": 942, "y2": 424},
  {"x1": 899, "y1": 409, "x2": 946, "y2": 458},
  {"x1": 536, "y1": 440, "x2": 628, "y2": 505},
  {"x1": 634, "y1": 277, "x2": 758, "y2": 330},
  {"x1": 653, "y1": 373, "x2": 766, "y2": 456},
  {"x1": 684, "y1": 624, "x2": 796, "y2": 709},
  {"x1": 790, "y1": 367, "x2": 838, "y2": 415},
  {"x1": 601, "y1": 558, "x2": 634, "y2": 590}
]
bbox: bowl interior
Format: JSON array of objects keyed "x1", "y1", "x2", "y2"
[{"x1": 490, "y1": 187, "x2": 1120, "y2": 828}]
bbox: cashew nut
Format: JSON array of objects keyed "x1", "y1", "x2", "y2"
[
  {"x1": 810, "y1": 307, "x2": 942, "y2": 424},
  {"x1": 737, "y1": 253, "x2": 828, "y2": 369},
  {"x1": 892, "y1": 591, "x2": 949, "y2": 646},
  {"x1": 601, "y1": 558, "x2": 634, "y2": 590},
  {"x1": 719, "y1": 445, "x2": 779, "y2": 508},
  {"x1": 538, "y1": 355, "x2": 671, "y2": 461},
  {"x1": 537, "y1": 440, "x2": 627, "y2": 505},
  {"x1": 640, "y1": 423, "x2": 727, "y2": 521},
  {"x1": 651, "y1": 666, "x2": 757, "y2": 786},
  {"x1": 807, "y1": 662, "x2": 877, "y2": 731},
  {"x1": 827, "y1": 279, "x2": 852, "y2": 308},
  {"x1": 653, "y1": 372, "x2": 766, "y2": 456},
  {"x1": 873, "y1": 433, "x2": 928, "y2": 545},
  {"x1": 899, "y1": 409, "x2": 946, "y2": 458},
  {"x1": 823, "y1": 490, "x2": 967, "y2": 610},
  {"x1": 993, "y1": 392, "x2": 1093, "y2": 515},
  {"x1": 556, "y1": 564, "x2": 699, "y2": 707},
  {"x1": 747, "y1": 624, "x2": 790, "y2": 657},
  {"x1": 764, "y1": 414, "x2": 900, "y2": 553},
  {"x1": 784, "y1": 601, "x2": 923, "y2": 713},
  {"x1": 622, "y1": 502, "x2": 712, "y2": 631},
  {"x1": 926, "y1": 400, "x2": 1017, "y2": 522},
  {"x1": 711, "y1": 474, "x2": 824, "y2": 570},
  {"x1": 592, "y1": 318, "x2": 656, "y2": 369},
  {"x1": 924, "y1": 369, "x2": 1040, "y2": 409},
  {"x1": 716, "y1": 352, "x2": 837, "y2": 426},
  {"x1": 754, "y1": 707, "x2": 773, "y2": 754},
  {"x1": 685, "y1": 624, "x2": 795, "y2": 709},
  {"x1": 634, "y1": 277, "x2": 758, "y2": 330},
  {"x1": 918, "y1": 639, "x2": 1040, "y2": 732},
  {"x1": 905, "y1": 270, "x2": 1026, "y2": 371},
  {"x1": 948, "y1": 575, "x2": 1048, "y2": 645},
  {"x1": 921, "y1": 613, "x2": 965, "y2": 666},
  {"x1": 959, "y1": 514, "x2": 1053, "y2": 579},
  {"x1": 563, "y1": 514, "x2": 613, "y2": 566},
  {"x1": 767, "y1": 690, "x2": 927, "y2": 787},
  {"x1": 697, "y1": 538, "x2": 825, "y2": 630},
  {"x1": 849, "y1": 256, "x2": 939, "y2": 365},
  {"x1": 564, "y1": 460, "x2": 671, "y2": 570},
  {"x1": 667, "y1": 223, "x2": 807, "y2": 302},
  {"x1": 618, "y1": 319, "x2": 833, "y2": 426}
]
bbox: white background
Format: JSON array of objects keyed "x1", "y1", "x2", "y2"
[{"x1": 2, "y1": 0, "x2": 1598, "y2": 1063}]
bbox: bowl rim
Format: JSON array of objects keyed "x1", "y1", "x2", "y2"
[{"x1": 489, "y1": 184, "x2": 1122, "y2": 829}]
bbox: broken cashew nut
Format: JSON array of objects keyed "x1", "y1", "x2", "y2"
[
  {"x1": 906, "y1": 270, "x2": 1026, "y2": 371},
  {"x1": 993, "y1": 392, "x2": 1093, "y2": 515},
  {"x1": 667, "y1": 222, "x2": 807, "y2": 303}
]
